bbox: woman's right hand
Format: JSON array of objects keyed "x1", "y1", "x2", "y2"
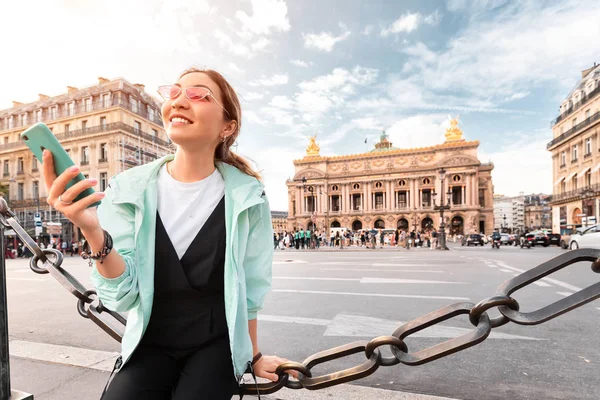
[{"x1": 42, "y1": 150, "x2": 106, "y2": 234}]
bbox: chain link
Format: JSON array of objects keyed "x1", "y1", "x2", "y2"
[{"x1": 1, "y1": 198, "x2": 599, "y2": 396}]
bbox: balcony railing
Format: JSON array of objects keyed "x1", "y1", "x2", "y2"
[
  {"x1": 0, "y1": 122, "x2": 170, "y2": 153},
  {"x1": 552, "y1": 85, "x2": 600, "y2": 126},
  {"x1": 551, "y1": 183, "x2": 600, "y2": 203},
  {"x1": 547, "y1": 111, "x2": 600, "y2": 149},
  {"x1": 0, "y1": 98, "x2": 164, "y2": 130}
]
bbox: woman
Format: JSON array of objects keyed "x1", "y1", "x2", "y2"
[{"x1": 42, "y1": 68, "x2": 295, "y2": 399}]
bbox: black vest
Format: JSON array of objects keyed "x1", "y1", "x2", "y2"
[{"x1": 140, "y1": 196, "x2": 229, "y2": 349}]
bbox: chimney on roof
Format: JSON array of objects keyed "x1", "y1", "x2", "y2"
[
  {"x1": 98, "y1": 77, "x2": 110, "y2": 85},
  {"x1": 38, "y1": 94, "x2": 50, "y2": 101},
  {"x1": 582, "y1": 65, "x2": 596, "y2": 79},
  {"x1": 67, "y1": 86, "x2": 78, "y2": 94},
  {"x1": 133, "y1": 83, "x2": 145, "y2": 92},
  {"x1": 12, "y1": 101, "x2": 23, "y2": 108}
]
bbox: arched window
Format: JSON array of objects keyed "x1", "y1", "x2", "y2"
[
  {"x1": 375, "y1": 181, "x2": 383, "y2": 188},
  {"x1": 452, "y1": 175, "x2": 461, "y2": 182},
  {"x1": 353, "y1": 183, "x2": 360, "y2": 190},
  {"x1": 422, "y1": 178, "x2": 431, "y2": 185},
  {"x1": 331, "y1": 185, "x2": 339, "y2": 191},
  {"x1": 398, "y1": 180, "x2": 406, "y2": 187}
]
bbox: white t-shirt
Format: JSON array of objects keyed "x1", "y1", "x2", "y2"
[{"x1": 157, "y1": 163, "x2": 225, "y2": 259}]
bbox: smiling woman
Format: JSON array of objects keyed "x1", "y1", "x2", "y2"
[{"x1": 41, "y1": 67, "x2": 293, "y2": 400}]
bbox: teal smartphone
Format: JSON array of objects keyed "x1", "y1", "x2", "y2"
[{"x1": 20, "y1": 122, "x2": 101, "y2": 208}]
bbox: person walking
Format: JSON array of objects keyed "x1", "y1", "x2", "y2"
[
  {"x1": 42, "y1": 68, "x2": 296, "y2": 399},
  {"x1": 431, "y1": 230, "x2": 438, "y2": 250}
]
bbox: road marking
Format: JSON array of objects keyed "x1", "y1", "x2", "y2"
[
  {"x1": 273, "y1": 260, "x2": 309, "y2": 265},
  {"x1": 272, "y1": 289, "x2": 470, "y2": 301},
  {"x1": 323, "y1": 268, "x2": 444, "y2": 273},
  {"x1": 274, "y1": 277, "x2": 358, "y2": 282},
  {"x1": 360, "y1": 278, "x2": 467, "y2": 284},
  {"x1": 7, "y1": 278, "x2": 45, "y2": 282},
  {"x1": 372, "y1": 263, "x2": 443, "y2": 267},
  {"x1": 494, "y1": 261, "x2": 582, "y2": 292},
  {"x1": 259, "y1": 313, "x2": 543, "y2": 340},
  {"x1": 500, "y1": 269, "x2": 513, "y2": 273},
  {"x1": 557, "y1": 291, "x2": 575, "y2": 296},
  {"x1": 9, "y1": 340, "x2": 119, "y2": 372},
  {"x1": 534, "y1": 281, "x2": 552, "y2": 287},
  {"x1": 273, "y1": 277, "x2": 467, "y2": 284},
  {"x1": 596, "y1": 308, "x2": 600, "y2": 312}
]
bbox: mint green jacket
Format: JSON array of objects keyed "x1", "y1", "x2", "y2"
[{"x1": 90, "y1": 155, "x2": 273, "y2": 378}]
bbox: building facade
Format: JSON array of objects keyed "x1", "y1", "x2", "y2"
[
  {"x1": 286, "y1": 118, "x2": 495, "y2": 236},
  {"x1": 524, "y1": 193, "x2": 552, "y2": 231},
  {"x1": 493, "y1": 195, "x2": 525, "y2": 233},
  {"x1": 271, "y1": 211, "x2": 288, "y2": 234},
  {"x1": 548, "y1": 63, "x2": 600, "y2": 233},
  {"x1": 0, "y1": 77, "x2": 170, "y2": 244}
]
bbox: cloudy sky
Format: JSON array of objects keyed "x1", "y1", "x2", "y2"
[{"x1": 1, "y1": 0, "x2": 600, "y2": 210}]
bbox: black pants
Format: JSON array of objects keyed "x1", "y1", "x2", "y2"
[{"x1": 101, "y1": 338, "x2": 239, "y2": 400}]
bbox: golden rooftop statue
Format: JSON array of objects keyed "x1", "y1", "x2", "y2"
[
  {"x1": 445, "y1": 115, "x2": 465, "y2": 142},
  {"x1": 306, "y1": 134, "x2": 320, "y2": 157}
]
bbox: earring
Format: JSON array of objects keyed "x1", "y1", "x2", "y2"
[{"x1": 222, "y1": 136, "x2": 227, "y2": 143}]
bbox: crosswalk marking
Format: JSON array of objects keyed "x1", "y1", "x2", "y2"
[
  {"x1": 557, "y1": 291, "x2": 575, "y2": 296},
  {"x1": 533, "y1": 281, "x2": 552, "y2": 287},
  {"x1": 323, "y1": 268, "x2": 444, "y2": 273},
  {"x1": 272, "y1": 289, "x2": 470, "y2": 301}
]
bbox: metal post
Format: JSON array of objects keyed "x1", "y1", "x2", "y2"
[{"x1": 0, "y1": 206, "x2": 33, "y2": 400}]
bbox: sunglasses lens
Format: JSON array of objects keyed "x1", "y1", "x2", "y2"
[
  {"x1": 186, "y1": 87, "x2": 210, "y2": 101},
  {"x1": 158, "y1": 85, "x2": 180, "y2": 99}
]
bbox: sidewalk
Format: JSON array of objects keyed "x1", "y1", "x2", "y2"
[{"x1": 10, "y1": 356, "x2": 460, "y2": 400}]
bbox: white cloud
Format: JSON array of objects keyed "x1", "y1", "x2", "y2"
[
  {"x1": 504, "y1": 91, "x2": 530, "y2": 102},
  {"x1": 244, "y1": 110, "x2": 267, "y2": 125},
  {"x1": 240, "y1": 91, "x2": 265, "y2": 101},
  {"x1": 251, "y1": 37, "x2": 270, "y2": 51},
  {"x1": 214, "y1": 30, "x2": 251, "y2": 57},
  {"x1": 248, "y1": 74, "x2": 289, "y2": 87},
  {"x1": 381, "y1": 11, "x2": 441, "y2": 37},
  {"x1": 227, "y1": 62, "x2": 245, "y2": 75},
  {"x1": 295, "y1": 66, "x2": 379, "y2": 119},
  {"x1": 303, "y1": 25, "x2": 351, "y2": 52},
  {"x1": 235, "y1": 0, "x2": 291, "y2": 36},
  {"x1": 261, "y1": 106, "x2": 295, "y2": 126},
  {"x1": 269, "y1": 95, "x2": 294, "y2": 109},
  {"x1": 479, "y1": 134, "x2": 552, "y2": 197},
  {"x1": 290, "y1": 59, "x2": 313, "y2": 68},
  {"x1": 362, "y1": 25, "x2": 375, "y2": 35},
  {"x1": 402, "y1": 42, "x2": 437, "y2": 64},
  {"x1": 386, "y1": 114, "x2": 448, "y2": 149},
  {"x1": 351, "y1": 117, "x2": 384, "y2": 130},
  {"x1": 405, "y1": 1, "x2": 600, "y2": 102}
]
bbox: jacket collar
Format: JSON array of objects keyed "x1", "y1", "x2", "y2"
[{"x1": 110, "y1": 155, "x2": 265, "y2": 210}]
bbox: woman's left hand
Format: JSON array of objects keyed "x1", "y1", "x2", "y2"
[{"x1": 253, "y1": 355, "x2": 299, "y2": 382}]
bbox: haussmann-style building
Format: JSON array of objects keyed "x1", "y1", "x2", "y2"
[
  {"x1": 0, "y1": 76, "x2": 171, "y2": 245},
  {"x1": 548, "y1": 63, "x2": 600, "y2": 232},
  {"x1": 286, "y1": 118, "x2": 495, "y2": 236}
]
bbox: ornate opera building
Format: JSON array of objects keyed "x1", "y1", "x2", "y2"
[{"x1": 286, "y1": 118, "x2": 495, "y2": 235}]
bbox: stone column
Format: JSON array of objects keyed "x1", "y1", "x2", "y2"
[{"x1": 366, "y1": 182, "x2": 371, "y2": 211}]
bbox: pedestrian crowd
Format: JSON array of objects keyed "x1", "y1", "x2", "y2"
[{"x1": 273, "y1": 228, "x2": 442, "y2": 250}]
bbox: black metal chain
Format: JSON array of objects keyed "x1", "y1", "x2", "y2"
[{"x1": 1, "y1": 199, "x2": 599, "y2": 395}]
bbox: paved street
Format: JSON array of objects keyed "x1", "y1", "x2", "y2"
[{"x1": 4, "y1": 243, "x2": 600, "y2": 399}]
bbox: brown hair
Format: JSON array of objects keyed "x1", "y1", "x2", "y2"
[{"x1": 178, "y1": 68, "x2": 261, "y2": 180}]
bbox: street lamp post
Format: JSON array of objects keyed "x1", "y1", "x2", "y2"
[
  {"x1": 580, "y1": 188, "x2": 595, "y2": 227},
  {"x1": 301, "y1": 176, "x2": 316, "y2": 249},
  {"x1": 503, "y1": 214, "x2": 507, "y2": 233},
  {"x1": 432, "y1": 168, "x2": 451, "y2": 250},
  {"x1": 9, "y1": 174, "x2": 41, "y2": 244}
]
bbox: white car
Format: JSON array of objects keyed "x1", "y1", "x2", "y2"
[{"x1": 568, "y1": 224, "x2": 600, "y2": 250}]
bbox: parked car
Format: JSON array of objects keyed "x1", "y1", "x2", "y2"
[
  {"x1": 547, "y1": 233, "x2": 561, "y2": 247},
  {"x1": 463, "y1": 234, "x2": 484, "y2": 246},
  {"x1": 568, "y1": 224, "x2": 600, "y2": 250},
  {"x1": 560, "y1": 225, "x2": 583, "y2": 249},
  {"x1": 525, "y1": 232, "x2": 550, "y2": 247},
  {"x1": 500, "y1": 234, "x2": 513, "y2": 245}
]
